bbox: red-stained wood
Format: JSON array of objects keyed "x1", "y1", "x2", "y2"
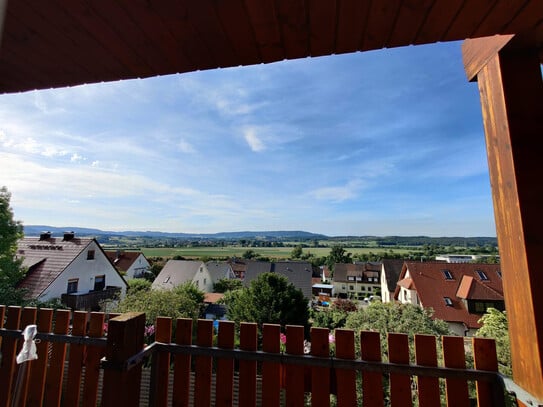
[
  {"x1": 215, "y1": 0, "x2": 260, "y2": 65},
  {"x1": 388, "y1": 333, "x2": 412, "y2": 407},
  {"x1": 0, "y1": 306, "x2": 21, "y2": 407},
  {"x1": 472, "y1": 338, "x2": 501, "y2": 407},
  {"x1": 361, "y1": 0, "x2": 402, "y2": 51},
  {"x1": 335, "y1": 0, "x2": 371, "y2": 54},
  {"x1": 473, "y1": 47, "x2": 543, "y2": 402},
  {"x1": 183, "y1": 0, "x2": 238, "y2": 69},
  {"x1": 504, "y1": 1, "x2": 543, "y2": 34},
  {"x1": 462, "y1": 35, "x2": 514, "y2": 81},
  {"x1": 276, "y1": 0, "x2": 309, "y2": 60},
  {"x1": 387, "y1": 0, "x2": 435, "y2": 47},
  {"x1": 216, "y1": 321, "x2": 235, "y2": 407},
  {"x1": 285, "y1": 325, "x2": 305, "y2": 406},
  {"x1": 65, "y1": 311, "x2": 88, "y2": 407},
  {"x1": 334, "y1": 329, "x2": 357, "y2": 407},
  {"x1": 473, "y1": 0, "x2": 531, "y2": 37},
  {"x1": 239, "y1": 323, "x2": 258, "y2": 407},
  {"x1": 194, "y1": 319, "x2": 214, "y2": 407},
  {"x1": 15, "y1": 307, "x2": 37, "y2": 407},
  {"x1": 262, "y1": 324, "x2": 281, "y2": 407},
  {"x1": 308, "y1": 0, "x2": 336, "y2": 57},
  {"x1": 243, "y1": 0, "x2": 284, "y2": 63},
  {"x1": 360, "y1": 331, "x2": 384, "y2": 407},
  {"x1": 414, "y1": 335, "x2": 440, "y2": 407},
  {"x1": 444, "y1": 0, "x2": 496, "y2": 41},
  {"x1": 152, "y1": 317, "x2": 173, "y2": 407},
  {"x1": 82, "y1": 312, "x2": 105, "y2": 407},
  {"x1": 442, "y1": 336, "x2": 469, "y2": 407},
  {"x1": 27, "y1": 308, "x2": 53, "y2": 407},
  {"x1": 102, "y1": 312, "x2": 146, "y2": 407},
  {"x1": 44, "y1": 309, "x2": 70, "y2": 407},
  {"x1": 414, "y1": 0, "x2": 463, "y2": 44},
  {"x1": 310, "y1": 327, "x2": 330, "y2": 407},
  {"x1": 173, "y1": 318, "x2": 193, "y2": 407}
]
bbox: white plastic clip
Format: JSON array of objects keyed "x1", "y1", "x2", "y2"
[{"x1": 16, "y1": 325, "x2": 38, "y2": 364}]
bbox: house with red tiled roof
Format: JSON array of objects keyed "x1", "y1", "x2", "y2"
[
  {"x1": 380, "y1": 259, "x2": 405, "y2": 303},
  {"x1": 394, "y1": 262, "x2": 504, "y2": 336},
  {"x1": 105, "y1": 250, "x2": 151, "y2": 279},
  {"x1": 332, "y1": 262, "x2": 381, "y2": 300},
  {"x1": 16, "y1": 232, "x2": 127, "y2": 311}
]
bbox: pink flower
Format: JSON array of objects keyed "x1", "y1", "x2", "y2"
[
  {"x1": 280, "y1": 333, "x2": 287, "y2": 345},
  {"x1": 328, "y1": 333, "x2": 335, "y2": 344},
  {"x1": 103, "y1": 323, "x2": 108, "y2": 334},
  {"x1": 145, "y1": 325, "x2": 155, "y2": 337}
]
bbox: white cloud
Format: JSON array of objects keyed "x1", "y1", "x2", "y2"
[
  {"x1": 70, "y1": 153, "x2": 85, "y2": 163},
  {"x1": 243, "y1": 128, "x2": 265, "y2": 152},
  {"x1": 177, "y1": 138, "x2": 196, "y2": 154},
  {"x1": 309, "y1": 180, "x2": 365, "y2": 202}
]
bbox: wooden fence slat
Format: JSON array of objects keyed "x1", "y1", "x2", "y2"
[
  {"x1": 442, "y1": 336, "x2": 469, "y2": 407},
  {"x1": 415, "y1": 334, "x2": 440, "y2": 407},
  {"x1": 262, "y1": 324, "x2": 281, "y2": 407},
  {"x1": 216, "y1": 321, "x2": 235, "y2": 407},
  {"x1": 388, "y1": 333, "x2": 412, "y2": 407},
  {"x1": 0, "y1": 306, "x2": 22, "y2": 407},
  {"x1": 15, "y1": 307, "x2": 38, "y2": 407},
  {"x1": 173, "y1": 318, "x2": 193, "y2": 407},
  {"x1": 27, "y1": 308, "x2": 53, "y2": 407},
  {"x1": 285, "y1": 325, "x2": 305, "y2": 406},
  {"x1": 311, "y1": 327, "x2": 330, "y2": 407},
  {"x1": 44, "y1": 309, "x2": 70, "y2": 407},
  {"x1": 64, "y1": 311, "x2": 88, "y2": 407},
  {"x1": 102, "y1": 312, "x2": 146, "y2": 407},
  {"x1": 239, "y1": 323, "x2": 258, "y2": 407},
  {"x1": 151, "y1": 317, "x2": 172, "y2": 407},
  {"x1": 194, "y1": 319, "x2": 213, "y2": 407},
  {"x1": 82, "y1": 312, "x2": 105, "y2": 407},
  {"x1": 335, "y1": 329, "x2": 357, "y2": 407},
  {"x1": 473, "y1": 337, "x2": 503, "y2": 407},
  {"x1": 360, "y1": 331, "x2": 384, "y2": 407}
]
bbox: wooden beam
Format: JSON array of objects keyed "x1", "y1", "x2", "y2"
[
  {"x1": 473, "y1": 46, "x2": 543, "y2": 401},
  {"x1": 462, "y1": 35, "x2": 514, "y2": 82}
]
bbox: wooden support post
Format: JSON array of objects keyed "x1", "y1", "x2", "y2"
[
  {"x1": 463, "y1": 37, "x2": 543, "y2": 402},
  {"x1": 102, "y1": 312, "x2": 146, "y2": 407}
]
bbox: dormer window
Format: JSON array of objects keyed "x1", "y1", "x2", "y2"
[
  {"x1": 476, "y1": 270, "x2": 489, "y2": 281},
  {"x1": 442, "y1": 270, "x2": 453, "y2": 280},
  {"x1": 444, "y1": 297, "x2": 453, "y2": 306},
  {"x1": 348, "y1": 276, "x2": 355, "y2": 281}
]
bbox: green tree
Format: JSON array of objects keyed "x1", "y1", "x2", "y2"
[
  {"x1": 223, "y1": 273, "x2": 309, "y2": 335},
  {"x1": 0, "y1": 187, "x2": 26, "y2": 305},
  {"x1": 290, "y1": 244, "x2": 303, "y2": 259},
  {"x1": 127, "y1": 278, "x2": 152, "y2": 294},
  {"x1": 115, "y1": 282, "x2": 205, "y2": 323},
  {"x1": 241, "y1": 249, "x2": 259, "y2": 260},
  {"x1": 213, "y1": 278, "x2": 243, "y2": 293},
  {"x1": 476, "y1": 308, "x2": 511, "y2": 375},
  {"x1": 326, "y1": 244, "x2": 352, "y2": 272}
]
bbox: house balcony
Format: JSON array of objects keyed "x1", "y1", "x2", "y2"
[
  {"x1": 61, "y1": 286, "x2": 121, "y2": 311},
  {"x1": 0, "y1": 306, "x2": 530, "y2": 407}
]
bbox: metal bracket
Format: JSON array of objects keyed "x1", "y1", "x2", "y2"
[{"x1": 501, "y1": 376, "x2": 543, "y2": 407}]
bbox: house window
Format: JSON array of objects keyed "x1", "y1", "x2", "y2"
[
  {"x1": 496, "y1": 270, "x2": 502, "y2": 278},
  {"x1": 94, "y1": 275, "x2": 105, "y2": 291},
  {"x1": 474, "y1": 302, "x2": 486, "y2": 313},
  {"x1": 356, "y1": 276, "x2": 362, "y2": 282},
  {"x1": 87, "y1": 250, "x2": 95, "y2": 260},
  {"x1": 476, "y1": 270, "x2": 489, "y2": 281},
  {"x1": 67, "y1": 279, "x2": 78, "y2": 294},
  {"x1": 348, "y1": 276, "x2": 355, "y2": 281},
  {"x1": 444, "y1": 297, "x2": 453, "y2": 306},
  {"x1": 349, "y1": 285, "x2": 354, "y2": 291},
  {"x1": 203, "y1": 278, "x2": 207, "y2": 285},
  {"x1": 441, "y1": 270, "x2": 453, "y2": 280}
]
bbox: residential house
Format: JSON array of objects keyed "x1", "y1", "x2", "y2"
[
  {"x1": 380, "y1": 259, "x2": 405, "y2": 303},
  {"x1": 194, "y1": 261, "x2": 236, "y2": 293},
  {"x1": 105, "y1": 250, "x2": 151, "y2": 279},
  {"x1": 333, "y1": 262, "x2": 381, "y2": 300},
  {"x1": 16, "y1": 232, "x2": 127, "y2": 311},
  {"x1": 203, "y1": 292, "x2": 227, "y2": 320},
  {"x1": 244, "y1": 260, "x2": 313, "y2": 299},
  {"x1": 151, "y1": 260, "x2": 203, "y2": 290},
  {"x1": 227, "y1": 257, "x2": 247, "y2": 280},
  {"x1": 394, "y1": 262, "x2": 504, "y2": 336}
]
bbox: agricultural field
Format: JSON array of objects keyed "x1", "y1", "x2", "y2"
[{"x1": 140, "y1": 246, "x2": 411, "y2": 260}]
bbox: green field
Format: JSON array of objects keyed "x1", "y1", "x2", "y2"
[{"x1": 140, "y1": 246, "x2": 411, "y2": 260}]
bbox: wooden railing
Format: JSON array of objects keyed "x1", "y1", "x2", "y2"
[
  {"x1": 0, "y1": 305, "x2": 509, "y2": 406},
  {"x1": 60, "y1": 286, "x2": 121, "y2": 310}
]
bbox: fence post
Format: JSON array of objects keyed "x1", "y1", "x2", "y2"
[
  {"x1": 101, "y1": 312, "x2": 146, "y2": 407},
  {"x1": 0, "y1": 306, "x2": 21, "y2": 407}
]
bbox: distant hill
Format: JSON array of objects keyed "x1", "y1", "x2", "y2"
[{"x1": 23, "y1": 225, "x2": 327, "y2": 240}]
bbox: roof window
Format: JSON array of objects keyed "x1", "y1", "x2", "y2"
[
  {"x1": 441, "y1": 269, "x2": 454, "y2": 280},
  {"x1": 444, "y1": 297, "x2": 453, "y2": 306},
  {"x1": 476, "y1": 270, "x2": 489, "y2": 281}
]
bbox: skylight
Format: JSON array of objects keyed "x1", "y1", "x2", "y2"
[
  {"x1": 444, "y1": 297, "x2": 453, "y2": 306},
  {"x1": 442, "y1": 270, "x2": 454, "y2": 280},
  {"x1": 476, "y1": 270, "x2": 489, "y2": 281}
]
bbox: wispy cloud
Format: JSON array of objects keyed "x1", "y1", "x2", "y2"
[
  {"x1": 309, "y1": 179, "x2": 365, "y2": 203},
  {"x1": 177, "y1": 138, "x2": 196, "y2": 154},
  {"x1": 243, "y1": 127, "x2": 266, "y2": 152}
]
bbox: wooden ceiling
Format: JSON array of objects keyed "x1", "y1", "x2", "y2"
[{"x1": 0, "y1": 0, "x2": 542, "y2": 94}]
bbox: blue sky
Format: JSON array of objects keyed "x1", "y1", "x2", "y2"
[{"x1": 0, "y1": 41, "x2": 496, "y2": 237}]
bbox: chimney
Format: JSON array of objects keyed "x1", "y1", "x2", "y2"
[
  {"x1": 39, "y1": 231, "x2": 52, "y2": 240},
  {"x1": 63, "y1": 231, "x2": 75, "y2": 241}
]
